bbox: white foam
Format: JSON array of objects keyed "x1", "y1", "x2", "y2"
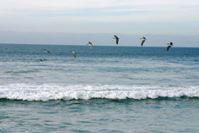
[{"x1": 0, "y1": 84, "x2": 199, "y2": 101}]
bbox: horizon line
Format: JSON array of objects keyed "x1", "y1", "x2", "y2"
[{"x1": 0, "y1": 42, "x2": 198, "y2": 48}]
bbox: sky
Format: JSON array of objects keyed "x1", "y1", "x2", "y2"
[{"x1": 0, "y1": 0, "x2": 199, "y2": 47}]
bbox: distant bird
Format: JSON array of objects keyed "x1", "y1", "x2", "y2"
[
  {"x1": 87, "y1": 41, "x2": 93, "y2": 48},
  {"x1": 39, "y1": 59, "x2": 47, "y2": 62},
  {"x1": 166, "y1": 42, "x2": 173, "y2": 51},
  {"x1": 140, "y1": 36, "x2": 147, "y2": 46},
  {"x1": 43, "y1": 49, "x2": 51, "y2": 54},
  {"x1": 71, "y1": 50, "x2": 77, "y2": 58},
  {"x1": 113, "y1": 35, "x2": 119, "y2": 45}
]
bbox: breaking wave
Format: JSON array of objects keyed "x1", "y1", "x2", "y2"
[{"x1": 0, "y1": 84, "x2": 199, "y2": 101}]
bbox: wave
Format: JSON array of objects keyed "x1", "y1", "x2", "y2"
[{"x1": 0, "y1": 84, "x2": 199, "y2": 101}]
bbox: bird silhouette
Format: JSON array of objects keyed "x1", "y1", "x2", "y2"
[
  {"x1": 140, "y1": 36, "x2": 147, "y2": 46},
  {"x1": 166, "y1": 42, "x2": 173, "y2": 51},
  {"x1": 113, "y1": 35, "x2": 119, "y2": 45}
]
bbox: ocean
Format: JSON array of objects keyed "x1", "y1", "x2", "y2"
[{"x1": 0, "y1": 44, "x2": 199, "y2": 132}]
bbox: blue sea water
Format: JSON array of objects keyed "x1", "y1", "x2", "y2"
[{"x1": 0, "y1": 44, "x2": 199, "y2": 132}]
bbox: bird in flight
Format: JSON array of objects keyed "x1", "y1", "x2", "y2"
[
  {"x1": 140, "y1": 36, "x2": 147, "y2": 46},
  {"x1": 43, "y1": 49, "x2": 51, "y2": 54},
  {"x1": 113, "y1": 35, "x2": 119, "y2": 45},
  {"x1": 166, "y1": 42, "x2": 173, "y2": 51},
  {"x1": 87, "y1": 41, "x2": 93, "y2": 48},
  {"x1": 71, "y1": 50, "x2": 77, "y2": 58}
]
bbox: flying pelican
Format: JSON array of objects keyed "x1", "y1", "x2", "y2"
[
  {"x1": 39, "y1": 59, "x2": 47, "y2": 62},
  {"x1": 43, "y1": 49, "x2": 51, "y2": 54},
  {"x1": 166, "y1": 42, "x2": 173, "y2": 51},
  {"x1": 71, "y1": 50, "x2": 77, "y2": 58},
  {"x1": 87, "y1": 41, "x2": 93, "y2": 48},
  {"x1": 113, "y1": 35, "x2": 119, "y2": 45},
  {"x1": 140, "y1": 36, "x2": 147, "y2": 46}
]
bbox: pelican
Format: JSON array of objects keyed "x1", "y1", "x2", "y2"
[
  {"x1": 43, "y1": 49, "x2": 51, "y2": 54},
  {"x1": 39, "y1": 59, "x2": 47, "y2": 62},
  {"x1": 140, "y1": 36, "x2": 146, "y2": 46},
  {"x1": 166, "y1": 42, "x2": 173, "y2": 51},
  {"x1": 71, "y1": 50, "x2": 77, "y2": 58},
  {"x1": 87, "y1": 41, "x2": 93, "y2": 48},
  {"x1": 113, "y1": 35, "x2": 119, "y2": 45}
]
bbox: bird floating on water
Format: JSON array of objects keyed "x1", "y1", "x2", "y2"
[
  {"x1": 87, "y1": 41, "x2": 93, "y2": 48},
  {"x1": 166, "y1": 42, "x2": 173, "y2": 51},
  {"x1": 113, "y1": 35, "x2": 119, "y2": 45},
  {"x1": 140, "y1": 36, "x2": 147, "y2": 46},
  {"x1": 71, "y1": 50, "x2": 77, "y2": 58}
]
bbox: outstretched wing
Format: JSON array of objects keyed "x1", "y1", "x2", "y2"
[
  {"x1": 116, "y1": 38, "x2": 119, "y2": 44},
  {"x1": 166, "y1": 46, "x2": 171, "y2": 51},
  {"x1": 114, "y1": 35, "x2": 119, "y2": 44},
  {"x1": 141, "y1": 40, "x2": 145, "y2": 46}
]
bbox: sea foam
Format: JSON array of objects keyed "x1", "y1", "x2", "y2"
[{"x1": 0, "y1": 84, "x2": 199, "y2": 101}]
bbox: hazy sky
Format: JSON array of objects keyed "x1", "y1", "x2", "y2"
[{"x1": 0, "y1": 0, "x2": 198, "y2": 46}]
